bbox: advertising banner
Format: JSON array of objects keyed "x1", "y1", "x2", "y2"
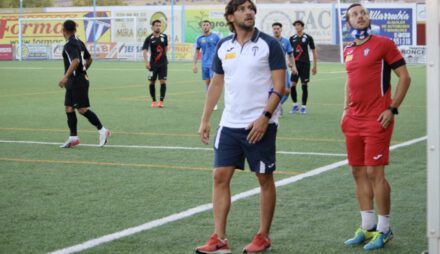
[
  {"x1": 257, "y1": 4, "x2": 333, "y2": 44},
  {"x1": 0, "y1": 44, "x2": 13, "y2": 60},
  {"x1": 112, "y1": 7, "x2": 182, "y2": 44},
  {"x1": 184, "y1": 6, "x2": 230, "y2": 44},
  {"x1": 338, "y1": 5, "x2": 416, "y2": 46},
  {"x1": 117, "y1": 42, "x2": 142, "y2": 59},
  {"x1": 399, "y1": 45, "x2": 426, "y2": 64},
  {"x1": 0, "y1": 12, "x2": 112, "y2": 45},
  {"x1": 173, "y1": 43, "x2": 194, "y2": 60},
  {"x1": 17, "y1": 44, "x2": 50, "y2": 60}
]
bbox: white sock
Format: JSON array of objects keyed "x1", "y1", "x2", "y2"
[
  {"x1": 70, "y1": 136, "x2": 79, "y2": 139},
  {"x1": 99, "y1": 127, "x2": 107, "y2": 133},
  {"x1": 377, "y1": 215, "x2": 390, "y2": 233},
  {"x1": 293, "y1": 103, "x2": 298, "y2": 106},
  {"x1": 361, "y1": 210, "x2": 376, "y2": 230},
  {"x1": 301, "y1": 105, "x2": 306, "y2": 109}
]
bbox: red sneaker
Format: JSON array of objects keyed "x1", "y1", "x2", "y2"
[
  {"x1": 158, "y1": 101, "x2": 164, "y2": 108},
  {"x1": 242, "y1": 233, "x2": 271, "y2": 253},
  {"x1": 151, "y1": 101, "x2": 158, "y2": 108},
  {"x1": 195, "y1": 233, "x2": 231, "y2": 254}
]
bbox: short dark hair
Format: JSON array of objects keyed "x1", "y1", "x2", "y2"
[
  {"x1": 346, "y1": 3, "x2": 363, "y2": 22},
  {"x1": 292, "y1": 20, "x2": 304, "y2": 27},
  {"x1": 272, "y1": 22, "x2": 282, "y2": 28},
  {"x1": 224, "y1": 0, "x2": 257, "y2": 32},
  {"x1": 63, "y1": 20, "x2": 76, "y2": 33},
  {"x1": 151, "y1": 19, "x2": 161, "y2": 26},
  {"x1": 202, "y1": 20, "x2": 211, "y2": 24}
]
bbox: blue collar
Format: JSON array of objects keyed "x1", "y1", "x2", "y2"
[{"x1": 232, "y1": 28, "x2": 260, "y2": 43}]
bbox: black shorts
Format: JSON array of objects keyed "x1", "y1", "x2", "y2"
[
  {"x1": 148, "y1": 64, "x2": 168, "y2": 81},
  {"x1": 291, "y1": 61, "x2": 310, "y2": 84},
  {"x1": 213, "y1": 123, "x2": 277, "y2": 173},
  {"x1": 64, "y1": 75, "x2": 90, "y2": 108}
]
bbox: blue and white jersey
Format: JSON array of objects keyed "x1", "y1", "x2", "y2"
[
  {"x1": 277, "y1": 36, "x2": 293, "y2": 55},
  {"x1": 196, "y1": 32, "x2": 220, "y2": 68},
  {"x1": 212, "y1": 28, "x2": 287, "y2": 128}
]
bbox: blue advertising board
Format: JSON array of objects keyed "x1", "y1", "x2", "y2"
[{"x1": 338, "y1": 5, "x2": 416, "y2": 46}]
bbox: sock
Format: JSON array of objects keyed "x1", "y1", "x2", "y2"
[
  {"x1": 281, "y1": 95, "x2": 289, "y2": 104},
  {"x1": 99, "y1": 127, "x2": 107, "y2": 134},
  {"x1": 149, "y1": 83, "x2": 156, "y2": 101},
  {"x1": 82, "y1": 110, "x2": 103, "y2": 130},
  {"x1": 160, "y1": 83, "x2": 167, "y2": 101},
  {"x1": 361, "y1": 210, "x2": 376, "y2": 230},
  {"x1": 290, "y1": 86, "x2": 297, "y2": 103},
  {"x1": 377, "y1": 215, "x2": 390, "y2": 233},
  {"x1": 301, "y1": 84, "x2": 308, "y2": 105},
  {"x1": 66, "y1": 112, "x2": 77, "y2": 136}
]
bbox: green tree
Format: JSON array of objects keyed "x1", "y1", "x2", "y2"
[
  {"x1": 73, "y1": 0, "x2": 126, "y2": 6},
  {"x1": 0, "y1": 0, "x2": 53, "y2": 8}
]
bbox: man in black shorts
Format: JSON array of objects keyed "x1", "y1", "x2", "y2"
[
  {"x1": 289, "y1": 20, "x2": 318, "y2": 115},
  {"x1": 58, "y1": 20, "x2": 110, "y2": 148},
  {"x1": 142, "y1": 19, "x2": 168, "y2": 108}
]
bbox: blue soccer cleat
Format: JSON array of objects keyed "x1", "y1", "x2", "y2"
[
  {"x1": 289, "y1": 104, "x2": 299, "y2": 114},
  {"x1": 300, "y1": 106, "x2": 306, "y2": 115},
  {"x1": 344, "y1": 227, "x2": 376, "y2": 246},
  {"x1": 363, "y1": 229, "x2": 394, "y2": 250}
]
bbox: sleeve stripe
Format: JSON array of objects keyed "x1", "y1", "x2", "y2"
[{"x1": 390, "y1": 58, "x2": 406, "y2": 69}]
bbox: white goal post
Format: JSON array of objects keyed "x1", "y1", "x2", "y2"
[
  {"x1": 426, "y1": 0, "x2": 440, "y2": 252},
  {"x1": 17, "y1": 16, "x2": 141, "y2": 61}
]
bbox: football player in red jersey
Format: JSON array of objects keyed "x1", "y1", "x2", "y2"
[{"x1": 341, "y1": 3, "x2": 411, "y2": 250}]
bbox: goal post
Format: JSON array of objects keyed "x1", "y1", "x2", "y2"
[
  {"x1": 17, "y1": 16, "x2": 142, "y2": 61},
  {"x1": 426, "y1": 0, "x2": 440, "y2": 252}
]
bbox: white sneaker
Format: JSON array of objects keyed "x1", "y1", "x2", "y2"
[
  {"x1": 98, "y1": 127, "x2": 111, "y2": 147},
  {"x1": 213, "y1": 104, "x2": 218, "y2": 111},
  {"x1": 60, "y1": 136, "x2": 80, "y2": 148}
]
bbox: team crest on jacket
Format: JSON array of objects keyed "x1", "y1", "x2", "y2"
[
  {"x1": 252, "y1": 46, "x2": 259, "y2": 56},
  {"x1": 364, "y1": 48, "x2": 370, "y2": 57}
]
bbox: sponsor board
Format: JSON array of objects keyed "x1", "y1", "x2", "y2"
[
  {"x1": 184, "y1": 7, "x2": 229, "y2": 43},
  {"x1": 112, "y1": 8, "x2": 182, "y2": 43},
  {"x1": 338, "y1": 4, "x2": 417, "y2": 46},
  {"x1": 0, "y1": 12, "x2": 111, "y2": 45},
  {"x1": 0, "y1": 44, "x2": 13, "y2": 60},
  {"x1": 399, "y1": 45, "x2": 426, "y2": 64},
  {"x1": 258, "y1": 4, "x2": 333, "y2": 44},
  {"x1": 16, "y1": 44, "x2": 51, "y2": 60}
]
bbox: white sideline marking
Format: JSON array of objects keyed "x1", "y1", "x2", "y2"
[
  {"x1": 47, "y1": 136, "x2": 426, "y2": 254},
  {"x1": 0, "y1": 67, "x2": 206, "y2": 72},
  {"x1": 0, "y1": 140, "x2": 347, "y2": 157},
  {"x1": 0, "y1": 66, "x2": 348, "y2": 74}
]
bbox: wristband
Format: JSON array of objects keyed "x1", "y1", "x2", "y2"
[{"x1": 269, "y1": 90, "x2": 282, "y2": 100}]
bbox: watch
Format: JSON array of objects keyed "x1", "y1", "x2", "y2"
[
  {"x1": 263, "y1": 111, "x2": 272, "y2": 119},
  {"x1": 388, "y1": 106, "x2": 399, "y2": 115}
]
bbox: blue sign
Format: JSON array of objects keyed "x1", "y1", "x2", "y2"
[{"x1": 338, "y1": 7, "x2": 415, "y2": 46}]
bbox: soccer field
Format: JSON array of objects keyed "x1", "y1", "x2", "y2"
[{"x1": 0, "y1": 60, "x2": 427, "y2": 253}]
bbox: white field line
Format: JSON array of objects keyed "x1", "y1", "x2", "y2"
[
  {"x1": 0, "y1": 67, "x2": 192, "y2": 72},
  {"x1": 0, "y1": 66, "x2": 349, "y2": 74},
  {"x1": 0, "y1": 140, "x2": 347, "y2": 157},
  {"x1": 46, "y1": 136, "x2": 426, "y2": 254}
]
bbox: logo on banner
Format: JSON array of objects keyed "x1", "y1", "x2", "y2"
[
  {"x1": 83, "y1": 12, "x2": 111, "y2": 43},
  {"x1": 151, "y1": 12, "x2": 168, "y2": 32}
]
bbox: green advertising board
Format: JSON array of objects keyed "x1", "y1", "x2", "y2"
[{"x1": 185, "y1": 8, "x2": 231, "y2": 43}]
